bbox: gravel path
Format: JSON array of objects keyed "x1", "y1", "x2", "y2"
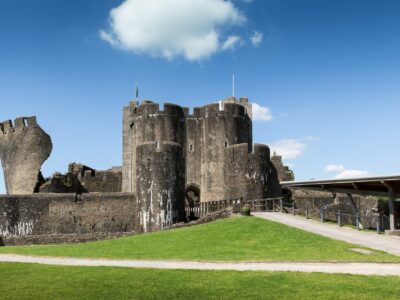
[
  {"x1": 253, "y1": 212, "x2": 400, "y2": 256},
  {"x1": 1, "y1": 254, "x2": 400, "y2": 276}
]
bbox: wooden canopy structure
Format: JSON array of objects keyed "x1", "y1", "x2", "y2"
[{"x1": 282, "y1": 175, "x2": 400, "y2": 232}]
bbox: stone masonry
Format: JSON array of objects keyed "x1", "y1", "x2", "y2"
[
  {"x1": 0, "y1": 96, "x2": 282, "y2": 243},
  {"x1": 0, "y1": 117, "x2": 52, "y2": 194}
]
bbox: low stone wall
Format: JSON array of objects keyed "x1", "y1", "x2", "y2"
[
  {"x1": 0, "y1": 193, "x2": 136, "y2": 244},
  {"x1": 291, "y1": 189, "x2": 386, "y2": 229},
  {"x1": 2, "y1": 232, "x2": 134, "y2": 246}
]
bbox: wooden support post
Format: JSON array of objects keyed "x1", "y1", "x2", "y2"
[
  {"x1": 356, "y1": 213, "x2": 360, "y2": 231},
  {"x1": 377, "y1": 216, "x2": 381, "y2": 234},
  {"x1": 389, "y1": 187, "x2": 396, "y2": 231}
]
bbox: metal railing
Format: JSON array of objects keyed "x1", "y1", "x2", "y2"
[
  {"x1": 294, "y1": 203, "x2": 389, "y2": 233},
  {"x1": 185, "y1": 197, "x2": 390, "y2": 233},
  {"x1": 185, "y1": 197, "x2": 286, "y2": 219},
  {"x1": 185, "y1": 198, "x2": 244, "y2": 219}
]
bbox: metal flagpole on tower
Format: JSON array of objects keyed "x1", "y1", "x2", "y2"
[{"x1": 135, "y1": 81, "x2": 139, "y2": 99}]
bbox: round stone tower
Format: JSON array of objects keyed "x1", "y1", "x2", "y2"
[
  {"x1": 246, "y1": 144, "x2": 271, "y2": 200},
  {"x1": 224, "y1": 143, "x2": 279, "y2": 201},
  {"x1": 123, "y1": 101, "x2": 186, "y2": 194},
  {"x1": 125, "y1": 102, "x2": 186, "y2": 232},
  {"x1": 136, "y1": 141, "x2": 185, "y2": 232}
]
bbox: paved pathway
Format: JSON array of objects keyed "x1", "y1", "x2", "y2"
[
  {"x1": 253, "y1": 212, "x2": 400, "y2": 256},
  {"x1": 1, "y1": 254, "x2": 400, "y2": 276}
]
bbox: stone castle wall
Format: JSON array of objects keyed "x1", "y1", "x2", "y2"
[
  {"x1": 38, "y1": 165, "x2": 123, "y2": 194},
  {"x1": 271, "y1": 155, "x2": 294, "y2": 182},
  {"x1": 0, "y1": 193, "x2": 135, "y2": 243},
  {"x1": 0, "y1": 97, "x2": 283, "y2": 240},
  {"x1": 291, "y1": 189, "x2": 384, "y2": 229},
  {"x1": 224, "y1": 143, "x2": 278, "y2": 200},
  {"x1": 78, "y1": 168, "x2": 122, "y2": 193},
  {"x1": 122, "y1": 98, "x2": 266, "y2": 206}
]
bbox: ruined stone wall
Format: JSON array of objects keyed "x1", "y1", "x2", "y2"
[
  {"x1": 0, "y1": 193, "x2": 135, "y2": 239},
  {"x1": 271, "y1": 155, "x2": 294, "y2": 182},
  {"x1": 136, "y1": 142, "x2": 185, "y2": 232},
  {"x1": 39, "y1": 165, "x2": 122, "y2": 194},
  {"x1": 78, "y1": 168, "x2": 122, "y2": 193},
  {"x1": 291, "y1": 189, "x2": 383, "y2": 229},
  {"x1": 0, "y1": 117, "x2": 52, "y2": 194}
]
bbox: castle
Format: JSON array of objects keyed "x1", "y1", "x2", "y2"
[{"x1": 0, "y1": 97, "x2": 287, "y2": 244}]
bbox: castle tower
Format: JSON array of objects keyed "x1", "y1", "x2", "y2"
[
  {"x1": 198, "y1": 101, "x2": 252, "y2": 202},
  {"x1": 122, "y1": 101, "x2": 138, "y2": 193},
  {"x1": 122, "y1": 102, "x2": 186, "y2": 194},
  {"x1": 136, "y1": 141, "x2": 185, "y2": 232},
  {"x1": 123, "y1": 101, "x2": 186, "y2": 232},
  {"x1": 224, "y1": 143, "x2": 277, "y2": 201},
  {"x1": 0, "y1": 117, "x2": 52, "y2": 194}
]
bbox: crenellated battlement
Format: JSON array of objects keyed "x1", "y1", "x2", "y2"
[
  {"x1": 225, "y1": 143, "x2": 271, "y2": 163},
  {"x1": 130, "y1": 101, "x2": 186, "y2": 119},
  {"x1": 0, "y1": 117, "x2": 38, "y2": 135},
  {"x1": 187, "y1": 102, "x2": 248, "y2": 119}
]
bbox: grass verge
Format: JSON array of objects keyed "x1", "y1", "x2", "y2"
[
  {"x1": 0, "y1": 216, "x2": 398, "y2": 262},
  {"x1": 1, "y1": 263, "x2": 400, "y2": 300}
]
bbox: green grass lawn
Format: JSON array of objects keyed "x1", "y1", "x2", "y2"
[
  {"x1": 0, "y1": 216, "x2": 398, "y2": 262},
  {"x1": 1, "y1": 263, "x2": 400, "y2": 300}
]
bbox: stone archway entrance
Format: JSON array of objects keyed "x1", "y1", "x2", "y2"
[{"x1": 185, "y1": 184, "x2": 200, "y2": 220}]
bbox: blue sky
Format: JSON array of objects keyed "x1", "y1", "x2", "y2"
[{"x1": 1, "y1": 0, "x2": 400, "y2": 193}]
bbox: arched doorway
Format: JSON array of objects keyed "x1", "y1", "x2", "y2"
[{"x1": 185, "y1": 184, "x2": 201, "y2": 220}]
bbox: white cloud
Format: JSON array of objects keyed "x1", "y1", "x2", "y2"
[
  {"x1": 325, "y1": 164, "x2": 369, "y2": 179},
  {"x1": 100, "y1": 0, "x2": 246, "y2": 61},
  {"x1": 303, "y1": 135, "x2": 317, "y2": 141},
  {"x1": 334, "y1": 170, "x2": 369, "y2": 179},
  {"x1": 222, "y1": 35, "x2": 242, "y2": 50},
  {"x1": 269, "y1": 139, "x2": 306, "y2": 160},
  {"x1": 250, "y1": 31, "x2": 263, "y2": 46},
  {"x1": 325, "y1": 164, "x2": 346, "y2": 173},
  {"x1": 252, "y1": 103, "x2": 273, "y2": 121}
]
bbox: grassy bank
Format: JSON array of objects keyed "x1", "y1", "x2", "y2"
[
  {"x1": 0, "y1": 216, "x2": 398, "y2": 262},
  {"x1": 1, "y1": 263, "x2": 400, "y2": 300}
]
